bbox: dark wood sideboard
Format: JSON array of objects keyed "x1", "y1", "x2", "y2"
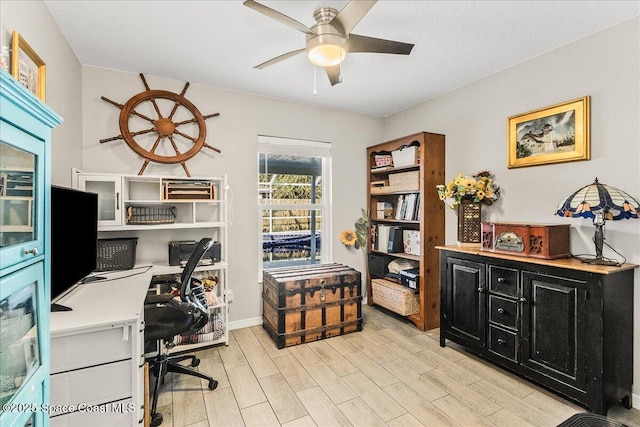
[{"x1": 437, "y1": 245, "x2": 637, "y2": 415}]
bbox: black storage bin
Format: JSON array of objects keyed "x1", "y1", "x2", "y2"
[
  {"x1": 96, "y1": 238, "x2": 138, "y2": 271},
  {"x1": 400, "y1": 268, "x2": 420, "y2": 290},
  {"x1": 368, "y1": 253, "x2": 390, "y2": 278}
]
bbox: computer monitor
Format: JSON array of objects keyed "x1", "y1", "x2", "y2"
[{"x1": 50, "y1": 185, "x2": 98, "y2": 311}]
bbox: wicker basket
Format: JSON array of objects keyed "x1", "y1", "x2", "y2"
[
  {"x1": 371, "y1": 278, "x2": 419, "y2": 316},
  {"x1": 126, "y1": 205, "x2": 176, "y2": 225},
  {"x1": 389, "y1": 171, "x2": 419, "y2": 192},
  {"x1": 96, "y1": 238, "x2": 138, "y2": 271}
]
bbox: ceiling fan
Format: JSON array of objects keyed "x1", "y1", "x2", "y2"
[{"x1": 243, "y1": 0, "x2": 414, "y2": 86}]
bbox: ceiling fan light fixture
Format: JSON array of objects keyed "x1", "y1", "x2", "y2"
[{"x1": 306, "y1": 33, "x2": 346, "y2": 67}]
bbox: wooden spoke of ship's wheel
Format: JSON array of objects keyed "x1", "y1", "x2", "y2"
[{"x1": 101, "y1": 73, "x2": 221, "y2": 176}]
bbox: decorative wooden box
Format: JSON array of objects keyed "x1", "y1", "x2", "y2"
[
  {"x1": 262, "y1": 263, "x2": 362, "y2": 349},
  {"x1": 481, "y1": 222, "x2": 571, "y2": 259}
]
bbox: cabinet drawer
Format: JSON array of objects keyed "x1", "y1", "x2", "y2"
[
  {"x1": 488, "y1": 295, "x2": 517, "y2": 330},
  {"x1": 488, "y1": 266, "x2": 518, "y2": 297},
  {"x1": 50, "y1": 360, "x2": 132, "y2": 416},
  {"x1": 51, "y1": 325, "x2": 134, "y2": 373},
  {"x1": 488, "y1": 325, "x2": 518, "y2": 362},
  {"x1": 49, "y1": 399, "x2": 134, "y2": 427}
]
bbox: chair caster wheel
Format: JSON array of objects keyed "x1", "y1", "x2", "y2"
[
  {"x1": 191, "y1": 358, "x2": 200, "y2": 367},
  {"x1": 208, "y1": 379, "x2": 218, "y2": 390},
  {"x1": 151, "y1": 412, "x2": 163, "y2": 426}
]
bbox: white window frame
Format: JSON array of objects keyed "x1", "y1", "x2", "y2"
[{"x1": 257, "y1": 135, "x2": 332, "y2": 281}]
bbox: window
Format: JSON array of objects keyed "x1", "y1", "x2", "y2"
[{"x1": 258, "y1": 136, "x2": 331, "y2": 274}]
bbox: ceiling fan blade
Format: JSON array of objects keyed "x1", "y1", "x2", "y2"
[
  {"x1": 331, "y1": 0, "x2": 377, "y2": 35},
  {"x1": 348, "y1": 33, "x2": 414, "y2": 55},
  {"x1": 255, "y1": 48, "x2": 306, "y2": 69},
  {"x1": 325, "y1": 64, "x2": 342, "y2": 86},
  {"x1": 243, "y1": 0, "x2": 314, "y2": 35}
]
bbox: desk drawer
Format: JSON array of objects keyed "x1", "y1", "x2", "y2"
[
  {"x1": 50, "y1": 360, "x2": 132, "y2": 416},
  {"x1": 51, "y1": 325, "x2": 134, "y2": 373},
  {"x1": 49, "y1": 399, "x2": 134, "y2": 427}
]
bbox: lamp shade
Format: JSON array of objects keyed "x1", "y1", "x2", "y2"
[{"x1": 556, "y1": 178, "x2": 639, "y2": 220}]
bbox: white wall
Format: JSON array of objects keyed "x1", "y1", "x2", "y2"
[
  {"x1": 384, "y1": 16, "x2": 640, "y2": 404},
  {"x1": 81, "y1": 66, "x2": 383, "y2": 326},
  {"x1": 0, "y1": 0, "x2": 83, "y2": 186}
]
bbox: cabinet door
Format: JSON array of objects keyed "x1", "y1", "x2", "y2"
[
  {"x1": 520, "y1": 271, "x2": 586, "y2": 391},
  {"x1": 0, "y1": 262, "x2": 48, "y2": 427},
  {"x1": 443, "y1": 258, "x2": 486, "y2": 347},
  {"x1": 0, "y1": 134, "x2": 45, "y2": 271},
  {"x1": 77, "y1": 175, "x2": 122, "y2": 227}
]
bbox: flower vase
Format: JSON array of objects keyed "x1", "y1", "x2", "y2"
[{"x1": 457, "y1": 199, "x2": 482, "y2": 246}]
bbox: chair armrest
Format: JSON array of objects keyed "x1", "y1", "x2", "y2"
[{"x1": 145, "y1": 294, "x2": 175, "y2": 305}]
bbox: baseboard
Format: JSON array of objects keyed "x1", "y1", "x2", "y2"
[{"x1": 228, "y1": 316, "x2": 263, "y2": 331}]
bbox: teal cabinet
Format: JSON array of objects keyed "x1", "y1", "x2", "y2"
[{"x1": 0, "y1": 70, "x2": 62, "y2": 427}]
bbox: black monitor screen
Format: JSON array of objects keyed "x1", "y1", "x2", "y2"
[{"x1": 51, "y1": 185, "x2": 98, "y2": 307}]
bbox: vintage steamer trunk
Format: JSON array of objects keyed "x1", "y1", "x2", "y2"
[
  {"x1": 263, "y1": 263, "x2": 362, "y2": 349},
  {"x1": 481, "y1": 222, "x2": 571, "y2": 259}
]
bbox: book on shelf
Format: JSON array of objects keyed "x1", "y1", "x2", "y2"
[
  {"x1": 393, "y1": 193, "x2": 420, "y2": 221},
  {"x1": 394, "y1": 195, "x2": 404, "y2": 220},
  {"x1": 370, "y1": 224, "x2": 377, "y2": 250}
]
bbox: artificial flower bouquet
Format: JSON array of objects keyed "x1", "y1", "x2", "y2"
[{"x1": 437, "y1": 170, "x2": 500, "y2": 210}]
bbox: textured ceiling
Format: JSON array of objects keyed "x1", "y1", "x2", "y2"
[{"x1": 45, "y1": 1, "x2": 639, "y2": 117}]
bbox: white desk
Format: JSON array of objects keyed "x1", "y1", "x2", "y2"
[{"x1": 49, "y1": 267, "x2": 152, "y2": 427}]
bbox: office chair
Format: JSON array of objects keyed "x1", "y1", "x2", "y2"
[{"x1": 144, "y1": 238, "x2": 219, "y2": 427}]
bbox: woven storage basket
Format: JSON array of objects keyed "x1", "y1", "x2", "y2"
[
  {"x1": 389, "y1": 171, "x2": 419, "y2": 192},
  {"x1": 126, "y1": 205, "x2": 176, "y2": 225},
  {"x1": 371, "y1": 278, "x2": 419, "y2": 316}
]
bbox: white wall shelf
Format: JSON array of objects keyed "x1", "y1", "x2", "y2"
[{"x1": 73, "y1": 170, "x2": 230, "y2": 350}]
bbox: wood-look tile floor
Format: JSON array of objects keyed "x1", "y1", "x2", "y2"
[{"x1": 156, "y1": 305, "x2": 640, "y2": 427}]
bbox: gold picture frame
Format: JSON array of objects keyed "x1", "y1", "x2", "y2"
[
  {"x1": 507, "y1": 96, "x2": 590, "y2": 168},
  {"x1": 11, "y1": 31, "x2": 46, "y2": 101}
]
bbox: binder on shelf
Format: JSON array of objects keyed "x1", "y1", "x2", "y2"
[
  {"x1": 377, "y1": 225, "x2": 391, "y2": 252},
  {"x1": 387, "y1": 226, "x2": 404, "y2": 253}
]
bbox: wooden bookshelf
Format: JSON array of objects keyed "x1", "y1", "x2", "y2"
[{"x1": 366, "y1": 132, "x2": 445, "y2": 331}]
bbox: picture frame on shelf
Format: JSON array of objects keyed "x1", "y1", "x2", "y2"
[
  {"x1": 507, "y1": 96, "x2": 590, "y2": 168},
  {"x1": 10, "y1": 31, "x2": 46, "y2": 101}
]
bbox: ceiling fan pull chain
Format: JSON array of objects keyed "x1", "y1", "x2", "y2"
[{"x1": 313, "y1": 65, "x2": 317, "y2": 96}]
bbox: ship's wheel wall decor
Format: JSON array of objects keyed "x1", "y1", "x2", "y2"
[{"x1": 101, "y1": 73, "x2": 221, "y2": 176}]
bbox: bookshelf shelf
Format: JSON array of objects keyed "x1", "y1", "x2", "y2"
[
  {"x1": 366, "y1": 132, "x2": 445, "y2": 331},
  {"x1": 371, "y1": 219, "x2": 420, "y2": 225}
]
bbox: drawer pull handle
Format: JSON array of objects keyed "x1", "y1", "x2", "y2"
[
  {"x1": 519, "y1": 297, "x2": 528, "y2": 303},
  {"x1": 25, "y1": 247, "x2": 38, "y2": 256},
  {"x1": 497, "y1": 338, "x2": 506, "y2": 345},
  {"x1": 497, "y1": 308, "x2": 505, "y2": 314},
  {"x1": 497, "y1": 277, "x2": 506, "y2": 283}
]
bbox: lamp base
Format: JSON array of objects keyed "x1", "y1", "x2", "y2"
[{"x1": 574, "y1": 255, "x2": 620, "y2": 267}]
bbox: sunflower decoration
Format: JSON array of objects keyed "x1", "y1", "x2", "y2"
[
  {"x1": 341, "y1": 230, "x2": 358, "y2": 247},
  {"x1": 341, "y1": 209, "x2": 369, "y2": 253}
]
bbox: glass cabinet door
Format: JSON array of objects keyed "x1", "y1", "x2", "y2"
[
  {"x1": 0, "y1": 133, "x2": 45, "y2": 271},
  {"x1": 0, "y1": 262, "x2": 47, "y2": 427},
  {"x1": 77, "y1": 175, "x2": 123, "y2": 227}
]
